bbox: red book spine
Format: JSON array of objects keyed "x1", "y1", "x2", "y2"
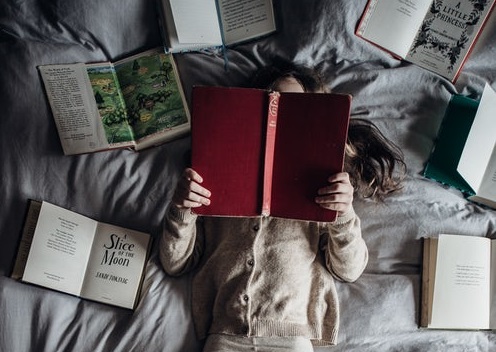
[{"x1": 261, "y1": 92, "x2": 280, "y2": 216}]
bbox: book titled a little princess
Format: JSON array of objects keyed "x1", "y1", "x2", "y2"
[{"x1": 356, "y1": 0, "x2": 496, "y2": 81}]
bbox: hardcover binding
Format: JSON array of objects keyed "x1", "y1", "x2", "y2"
[
  {"x1": 191, "y1": 87, "x2": 351, "y2": 222},
  {"x1": 261, "y1": 92, "x2": 280, "y2": 216}
]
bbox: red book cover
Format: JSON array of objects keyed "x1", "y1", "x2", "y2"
[
  {"x1": 191, "y1": 87, "x2": 267, "y2": 217},
  {"x1": 269, "y1": 92, "x2": 351, "y2": 222},
  {"x1": 191, "y1": 86, "x2": 351, "y2": 222}
]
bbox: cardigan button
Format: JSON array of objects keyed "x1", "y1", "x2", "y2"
[
  {"x1": 247, "y1": 259, "x2": 254, "y2": 266},
  {"x1": 253, "y1": 225, "x2": 260, "y2": 231},
  {"x1": 243, "y1": 295, "x2": 249, "y2": 302}
]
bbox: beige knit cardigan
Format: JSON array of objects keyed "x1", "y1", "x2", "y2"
[{"x1": 160, "y1": 205, "x2": 368, "y2": 346}]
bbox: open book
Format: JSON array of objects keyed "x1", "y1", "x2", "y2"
[
  {"x1": 39, "y1": 48, "x2": 190, "y2": 155},
  {"x1": 424, "y1": 83, "x2": 496, "y2": 209},
  {"x1": 421, "y1": 234, "x2": 496, "y2": 330},
  {"x1": 11, "y1": 200, "x2": 151, "y2": 310},
  {"x1": 159, "y1": 0, "x2": 276, "y2": 52},
  {"x1": 191, "y1": 86, "x2": 351, "y2": 222},
  {"x1": 356, "y1": 0, "x2": 496, "y2": 81}
]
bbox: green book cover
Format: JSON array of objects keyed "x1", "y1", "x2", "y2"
[{"x1": 423, "y1": 95, "x2": 479, "y2": 195}]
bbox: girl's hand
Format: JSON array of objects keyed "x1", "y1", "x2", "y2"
[
  {"x1": 172, "y1": 168, "x2": 211, "y2": 209},
  {"x1": 315, "y1": 172, "x2": 354, "y2": 216}
]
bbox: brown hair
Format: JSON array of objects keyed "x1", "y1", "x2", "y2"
[{"x1": 252, "y1": 61, "x2": 406, "y2": 199}]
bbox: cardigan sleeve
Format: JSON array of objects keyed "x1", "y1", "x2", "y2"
[
  {"x1": 159, "y1": 205, "x2": 204, "y2": 277},
  {"x1": 320, "y1": 207, "x2": 368, "y2": 282}
]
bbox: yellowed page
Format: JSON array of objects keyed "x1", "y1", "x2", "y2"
[{"x1": 38, "y1": 64, "x2": 110, "y2": 155}]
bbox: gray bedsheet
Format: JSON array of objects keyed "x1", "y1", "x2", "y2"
[{"x1": 1, "y1": 0, "x2": 496, "y2": 351}]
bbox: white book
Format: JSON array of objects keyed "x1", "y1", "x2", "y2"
[
  {"x1": 159, "y1": 0, "x2": 277, "y2": 52},
  {"x1": 12, "y1": 200, "x2": 151, "y2": 310},
  {"x1": 421, "y1": 234, "x2": 496, "y2": 330},
  {"x1": 457, "y1": 83, "x2": 496, "y2": 209}
]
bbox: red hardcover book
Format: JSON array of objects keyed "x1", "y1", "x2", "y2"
[{"x1": 191, "y1": 86, "x2": 351, "y2": 222}]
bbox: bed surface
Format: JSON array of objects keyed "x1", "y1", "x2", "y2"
[{"x1": 1, "y1": 1, "x2": 496, "y2": 351}]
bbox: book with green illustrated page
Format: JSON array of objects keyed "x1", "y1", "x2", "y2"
[{"x1": 39, "y1": 48, "x2": 190, "y2": 155}]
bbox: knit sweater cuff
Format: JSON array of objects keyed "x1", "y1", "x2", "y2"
[
  {"x1": 168, "y1": 204, "x2": 197, "y2": 223},
  {"x1": 333, "y1": 207, "x2": 356, "y2": 226}
]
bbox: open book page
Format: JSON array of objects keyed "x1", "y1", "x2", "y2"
[
  {"x1": 356, "y1": 0, "x2": 432, "y2": 58},
  {"x1": 431, "y1": 234, "x2": 490, "y2": 329},
  {"x1": 475, "y1": 150, "x2": 496, "y2": 205},
  {"x1": 80, "y1": 223, "x2": 150, "y2": 309},
  {"x1": 469, "y1": 147, "x2": 496, "y2": 209},
  {"x1": 491, "y1": 240, "x2": 496, "y2": 328},
  {"x1": 39, "y1": 64, "x2": 110, "y2": 155},
  {"x1": 113, "y1": 50, "x2": 190, "y2": 150},
  {"x1": 405, "y1": 0, "x2": 496, "y2": 80},
  {"x1": 458, "y1": 84, "x2": 496, "y2": 204},
  {"x1": 22, "y1": 202, "x2": 98, "y2": 297},
  {"x1": 168, "y1": 0, "x2": 222, "y2": 45},
  {"x1": 85, "y1": 62, "x2": 135, "y2": 149},
  {"x1": 218, "y1": 0, "x2": 276, "y2": 45}
]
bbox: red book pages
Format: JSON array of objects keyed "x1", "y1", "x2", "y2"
[{"x1": 191, "y1": 86, "x2": 351, "y2": 222}]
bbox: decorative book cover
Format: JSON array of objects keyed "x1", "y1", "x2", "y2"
[
  {"x1": 356, "y1": 0, "x2": 496, "y2": 81},
  {"x1": 190, "y1": 86, "x2": 352, "y2": 222}
]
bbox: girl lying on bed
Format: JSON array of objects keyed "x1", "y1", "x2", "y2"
[{"x1": 159, "y1": 62, "x2": 405, "y2": 352}]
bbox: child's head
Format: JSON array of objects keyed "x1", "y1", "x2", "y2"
[
  {"x1": 253, "y1": 60, "x2": 406, "y2": 200},
  {"x1": 271, "y1": 76, "x2": 305, "y2": 93},
  {"x1": 252, "y1": 59, "x2": 327, "y2": 93}
]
